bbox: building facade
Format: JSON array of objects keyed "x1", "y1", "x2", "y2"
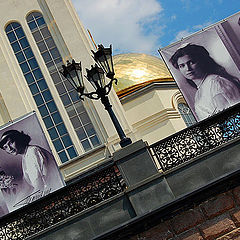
[
  {"x1": 0, "y1": 0, "x2": 190, "y2": 181},
  {"x1": 0, "y1": 0, "x2": 137, "y2": 181}
]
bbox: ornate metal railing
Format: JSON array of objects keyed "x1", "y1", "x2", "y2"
[
  {"x1": 150, "y1": 103, "x2": 240, "y2": 171},
  {"x1": 0, "y1": 163, "x2": 125, "y2": 240}
]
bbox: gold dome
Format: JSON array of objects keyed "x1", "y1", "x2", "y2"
[{"x1": 113, "y1": 53, "x2": 172, "y2": 93}]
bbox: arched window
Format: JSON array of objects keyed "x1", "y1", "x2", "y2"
[
  {"x1": 178, "y1": 103, "x2": 196, "y2": 127},
  {"x1": 26, "y1": 12, "x2": 101, "y2": 152},
  {"x1": 5, "y1": 22, "x2": 77, "y2": 163}
]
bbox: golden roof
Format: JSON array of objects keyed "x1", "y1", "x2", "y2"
[{"x1": 113, "y1": 53, "x2": 172, "y2": 93}]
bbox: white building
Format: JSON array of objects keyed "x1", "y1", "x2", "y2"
[{"x1": 0, "y1": 0, "x2": 192, "y2": 181}]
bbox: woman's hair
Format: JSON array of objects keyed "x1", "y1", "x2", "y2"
[
  {"x1": 0, "y1": 130, "x2": 31, "y2": 151},
  {"x1": 169, "y1": 44, "x2": 240, "y2": 89}
]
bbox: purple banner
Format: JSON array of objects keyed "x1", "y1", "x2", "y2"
[
  {"x1": 160, "y1": 12, "x2": 240, "y2": 121},
  {"x1": 0, "y1": 112, "x2": 65, "y2": 217}
]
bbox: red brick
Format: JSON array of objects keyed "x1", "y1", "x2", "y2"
[
  {"x1": 216, "y1": 228, "x2": 240, "y2": 239},
  {"x1": 170, "y1": 207, "x2": 204, "y2": 234},
  {"x1": 200, "y1": 214, "x2": 236, "y2": 240},
  {"x1": 231, "y1": 210, "x2": 240, "y2": 227},
  {"x1": 201, "y1": 194, "x2": 234, "y2": 219},
  {"x1": 178, "y1": 229, "x2": 203, "y2": 240},
  {"x1": 139, "y1": 222, "x2": 173, "y2": 240},
  {"x1": 233, "y1": 187, "x2": 240, "y2": 205}
]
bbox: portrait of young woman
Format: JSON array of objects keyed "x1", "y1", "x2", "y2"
[{"x1": 160, "y1": 21, "x2": 240, "y2": 121}]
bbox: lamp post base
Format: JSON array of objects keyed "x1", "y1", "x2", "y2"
[{"x1": 119, "y1": 137, "x2": 132, "y2": 148}]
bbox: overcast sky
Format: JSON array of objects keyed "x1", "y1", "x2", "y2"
[{"x1": 72, "y1": 0, "x2": 239, "y2": 56}]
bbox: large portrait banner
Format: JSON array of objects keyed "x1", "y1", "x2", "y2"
[
  {"x1": 159, "y1": 11, "x2": 240, "y2": 121},
  {"x1": 0, "y1": 112, "x2": 65, "y2": 217}
]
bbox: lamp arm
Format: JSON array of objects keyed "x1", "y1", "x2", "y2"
[
  {"x1": 104, "y1": 78, "x2": 118, "y2": 95},
  {"x1": 80, "y1": 91, "x2": 101, "y2": 100}
]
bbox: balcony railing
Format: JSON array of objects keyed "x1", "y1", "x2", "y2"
[
  {"x1": 0, "y1": 104, "x2": 240, "y2": 239},
  {"x1": 0, "y1": 163, "x2": 125, "y2": 240},
  {"x1": 150, "y1": 103, "x2": 240, "y2": 171}
]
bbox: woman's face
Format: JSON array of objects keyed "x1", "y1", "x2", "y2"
[
  {"x1": 2, "y1": 139, "x2": 19, "y2": 155},
  {"x1": 177, "y1": 55, "x2": 205, "y2": 80}
]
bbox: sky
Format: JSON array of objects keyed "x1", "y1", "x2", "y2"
[{"x1": 72, "y1": 0, "x2": 240, "y2": 56}]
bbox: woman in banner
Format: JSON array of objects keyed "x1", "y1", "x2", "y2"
[
  {"x1": 0, "y1": 129, "x2": 63, "y2": 207},
  {"x1": 169, "y1": 43, "x2": 240, "y2": 120}
]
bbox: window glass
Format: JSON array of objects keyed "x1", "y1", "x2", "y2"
[
  {"x1": 7, "y1": 21, "x2": 76, "y2": 163},
  {"x1": 32, "y1": 31, "x2": 42, "y2": 42},
  {"x1": 48, "y1": 128, "x2": 58, "y2": 140},
  {"x1": 34, "y1": 93, "x2": 44, "y2": 106},
  {"x1": 12, "y1": 22, "x2": 20, "y2": 29},
  {"x1": 90, "y1": 136, "x2": 101, "y2": 147},
  {"x1": 82, "y1": 140, "x2": 91, "y2": 152},
  {"x1": 55, "y1": 83, "x2": 66, "y2": 95},
  {"x1": 11, "y1": 42, "x2": 21, "y2": 52},
  {"x1": 7, "y1": 32, "x2": 16, "y2": 43},
  {"x1": 40, "y1": 27, "x2": 50, "y2": 38},
  {"x1": 26, "y1": 14, "x2": 34, "y2": 22},
  {"x1": 52, "y1": 112, "x2": 62, "y2": 124},
  {"x1": 16, "y1": 52, "x2": 25, "y2": 63},
  {"x1": 38, "y1": 105, "x2": 48, "y2": 117},
  {"x1": 38, "y1": 79, "x2": 48, "y2": 91},
  {"x1": 178, "y1": 103, "x2": 196, "y2": 127},
  {"x1": 47, "y1": 101, "x2": 57, "y2": 113},
  {"x1": 57, "y1": 123, "x2": 67, "y2": 136},
  {"x1": 5, "y1": 24, "x2": 12, "y2": 32},
  {"x1": 58, "y1": 151, "x2": 68, "y2": 163},
  {"x1": 69, "y1": 90, "x2": 79, "y2": 102},
  {"x1": 36, "y1": 17, "x2": 45, "y2": 26},
  {"x1": 15, "y1": 28, "x2": 25, "y2": 38},
  {"x1": 33, "y1": 69, "x2": 43, "y2": 80},
  {"x1": 50, "y1": 48, "x2": 60, "y2": 59},
  {"x1": 42, "y1": 89, "x2": 52, "y2": 102},
  {"x1": 80, "y1": 112, "x2": 91, "y2": 125},
  {"x1": 45, "y1": 38, "x2": 55, "y2": 49},
  {"x1": 67, "y1": 147, "x2": 77, "y2": 159},
  {"x1": 42, "y1": 51, "x2": 51, "y2": 63},
  {"x1": 43, "y1": 116, "x2": 54, "y2": 128},
  {"x1": 76, "y1": 127, "x2": 87, "y2": 140},
  {"x1": 32, "y1": 12, "x2": 42, "y2": 18},
  {"x1": 29, "y1": 83, "x2": 39, "y2": 95},
  {"x1": 62, "y1": 135, "x2": 72, "y2": 148},
  {"x1": 71, "y1": 116, "x2": 82, "y2": 129},
  {"x1": 75, "y1": 102, "x2": 85, "y2": 114},
  {"x1": 85, "y1": 124, "x2": 95, "y2": 137},
  {"x1": 19, "y1": 38, "x2": 29, "y2": 49},
  {"x1": 53, "y1": 139, "x2": 64, "y2": 152},
  {"x1": 38, "y1": 41, "x2": 47, "y2": 52},
  {"x1": 29, "y1": 58, "x2": 38, "y2": 69},
  {"x1": 20, "y1": 62, "x2": 30, "y2": 73},
  {"x1": 26, "y1": 12, "x2": 101, "y2": 153},
  {"x1": 64, "y1": 80, "x2": 74, "y2": 91},
  {"x1": 25, "y1": 72, "x2": 35, "y2": 84},
  {"x1": 61, "y1": 94, "x2": 71, "y2": 106},
  {"x1": 24, "y1": 48, "x2": 34, "y2": 59},
  {"x1": 66, "y1": 105, "x2": 76, "y2": 117}
]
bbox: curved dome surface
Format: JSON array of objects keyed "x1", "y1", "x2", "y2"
[{"x1": 113, "y1": 53, "x2": 172, "y2": 92}]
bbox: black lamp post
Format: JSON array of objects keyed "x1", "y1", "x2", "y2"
[{"x1": 61, "y1": 45, "x2": 132, "y2": 148}]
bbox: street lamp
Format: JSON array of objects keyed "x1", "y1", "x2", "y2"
[{"x1": 61, "y1": 45, "x2": 132, "y2": 148}]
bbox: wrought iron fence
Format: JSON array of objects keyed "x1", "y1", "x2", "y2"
[
  {"x1": 150, "y1": 103, "x2": 240, "y2": 172},
  {"x1": 0, "y1": 163, "x2": 125, "y2": 240}
]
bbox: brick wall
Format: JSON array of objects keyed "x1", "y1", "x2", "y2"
[{"x1": 130, "y1": 186, "x2": 240, "y2": 240}]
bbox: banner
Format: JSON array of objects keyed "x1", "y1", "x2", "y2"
[
  {"x1": 0, "y1": 112, "x2": 65, "y2": 217},
  {"x1": 160, "y1": 11, "x2": 240, "y2": 121}
]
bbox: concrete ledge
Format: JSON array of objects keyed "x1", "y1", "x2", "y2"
[
  {"x1": 128, "y1": 176, "x2": 175, "y2": 215},
  {"x1": 113, "y1": 140, "x2": 158, "y2": 186},
  {"x1": 35, "y1": 194, "x2": 135, "y2": 240}
]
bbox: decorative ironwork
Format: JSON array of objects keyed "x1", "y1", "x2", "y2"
[
  {"x1": 150, "y1": 103, "x2": 240, "y2": 171},
  {"x1": 0, "y1": 164, "x2": 125, "y2": 239}
]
